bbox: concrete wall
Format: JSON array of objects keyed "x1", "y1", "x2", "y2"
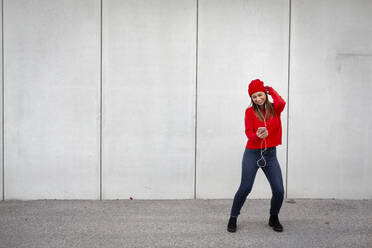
[
  {"x1": 4, "y1": 0, "x2": 101, "y2": 199},
  {"x1": 102, "y1": 0, "x2": 196, "y2": 199},
  {"x1": 288, "y1": 0, "x2": 372, "y2": 199},
  {"x1": 2, "y1": 0, "x2": 372, "y2": 200},
  {"x1": 196, "y1": 0, "x2": 289, "y2": 198},
  {"x1": 0, "y1": 0, "x2": 3, "y2": 201}
]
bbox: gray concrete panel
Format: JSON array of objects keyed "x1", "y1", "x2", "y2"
[
  {"x1": 197, "y1": 0, "x2": 289, "y2": 198},
  {"x1": 288, "y1": 0, "x2": 372, "y2": 198},
  {"x1": 102, "y1": 0, "x2": 196, "y2": 199},
  {"x1": 0, "y1": 1, "x2": 2, "y2": 201},
  {"x1": 4, "y1": 0, "x2": 101, "y2": 199}
]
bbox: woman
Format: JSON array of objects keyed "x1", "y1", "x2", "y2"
[{"x1": 227, "y1": 79, "x2": 286, "y2": 233}]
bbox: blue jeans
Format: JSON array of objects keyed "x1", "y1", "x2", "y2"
[{"x1": 230, "y1": 146, "x2": 284, "y2": 217}]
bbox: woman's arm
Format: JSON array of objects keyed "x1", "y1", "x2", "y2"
[
  {"x1": 245, "y1": 109, "x2": 260, "y2": 142},
  {"x1": 267, "y1": 86, "x2": 286, "y2": 114}
]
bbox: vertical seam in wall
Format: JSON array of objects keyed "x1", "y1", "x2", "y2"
[
  {"x1": 194, "y1": 0, "x2": 199, "y2": 200},
  {"x1": 1, "y1": 0, "x2": 4, "y2": 201},
  {"x1": 285, "y1": 0, "x2": 292, "y2": 200},
  {"x1": 99, "y1": 0, "x2": 103, "y2": 200}
]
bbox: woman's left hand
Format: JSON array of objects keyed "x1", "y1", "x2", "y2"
[{"x1": 265, "y1": 86, "x2": 270, "y2": 94}]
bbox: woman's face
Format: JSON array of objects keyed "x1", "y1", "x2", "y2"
[{"x1": 251, "y1": 91, "x2": 266, "y2": 106}]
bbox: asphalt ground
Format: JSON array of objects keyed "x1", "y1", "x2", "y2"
[{"x1": 1, "y1": 199, "x2": 371, "y2": 248}]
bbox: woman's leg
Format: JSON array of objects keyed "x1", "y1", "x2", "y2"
[
  {"x1": 261, "y1": 149, "x2": 285, "y2": 216},
  {"x1": 230, "y1": 148, "x2": 259, "y2": 217}
]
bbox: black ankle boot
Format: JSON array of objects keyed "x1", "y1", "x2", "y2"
[
  {"x1": 269, "y1": 215, "x2": 283, "y2": 232},
  {"x1": 227, "y1": 216, "x2": 237, "y2": 233}
]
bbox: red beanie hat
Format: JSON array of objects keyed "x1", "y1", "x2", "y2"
[{"x1": 248, "y1": 79, "x2": 266, "y2": 97}]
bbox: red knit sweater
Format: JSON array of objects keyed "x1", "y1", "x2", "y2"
[{"x1": 245, "y1": 87, "x2": 286, "y2": 149}]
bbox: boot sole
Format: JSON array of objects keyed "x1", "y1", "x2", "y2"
[{"x1": 269, "y1": 222, "x2": 283, "y2": 232}]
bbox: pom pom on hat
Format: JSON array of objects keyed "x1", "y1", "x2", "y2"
[{"x1": 248, "y1": 79, "x2": 266, "y2": 97}]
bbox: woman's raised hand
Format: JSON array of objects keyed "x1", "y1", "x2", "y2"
[{"x1": 265, "y1": 86, "x2": 270, "y2": 95}]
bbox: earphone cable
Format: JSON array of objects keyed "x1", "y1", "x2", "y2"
[{"x1": 256, "y1": 104, "x2": 268, "y2": 168}]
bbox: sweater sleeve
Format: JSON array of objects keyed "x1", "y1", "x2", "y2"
[
  {"x1": 268, "y1": 86, "x2": 286, "y2": 114},
  {"x1": 245, "y1": 109, "x2": 260, "y2": 142}
]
